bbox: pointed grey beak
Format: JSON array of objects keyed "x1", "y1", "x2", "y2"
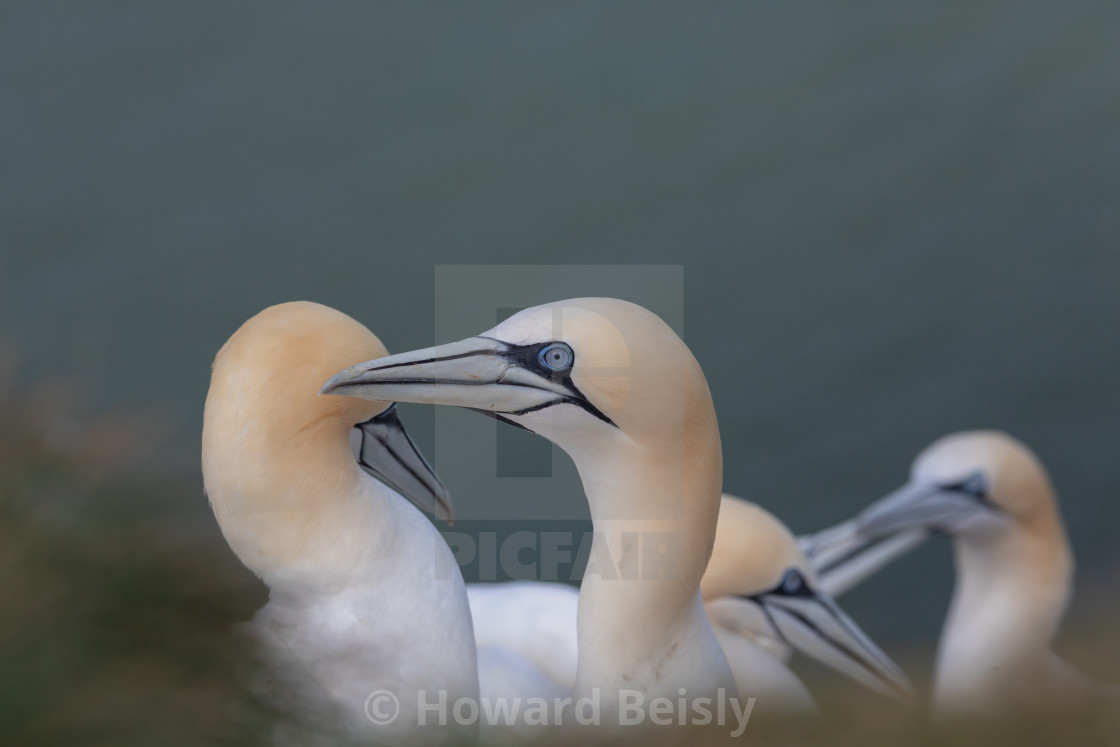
[
  {"x1": 755, "y1": 589, "x2": 913, "y2": 701},
  {"x1": 857, "y1": 476, "x2": 1005, "y2": 539},
  {"x1": 321, "y1": 336, "x2": 613, "y2": 426},
  {"x1": 800, "y1": 525, "x2": 928, "y2": 598},
  {"x1": 351, "y1": 404, "x2": 454, "y2": 523},
  {"x1": 799, "y1": 520, "x2": 865, "y2": 573}
]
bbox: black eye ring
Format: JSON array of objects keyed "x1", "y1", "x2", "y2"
[
  {"x1": 778, "y1": 569, "x2": 810, "y2": 597},
  {"x1": 537, "y1": 342, "x2": 574, "y2": 373},
  {"x1": 943, "y1": 472, "x2": 988, "y2": 500}
]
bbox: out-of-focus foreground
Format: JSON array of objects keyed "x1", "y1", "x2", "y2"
[
  {"x1": 0, "y1": 353, "x2": 266, "y2": 745},
  {"x1": 2, "y1": 352, "x2": 1117, "y2": 745}
]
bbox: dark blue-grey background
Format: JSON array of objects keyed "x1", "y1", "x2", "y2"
[{"x1": 3, "y1": 2, "x2": 1118, "y2": 658}]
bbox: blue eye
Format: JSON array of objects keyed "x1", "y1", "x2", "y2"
[
  {"x1": 780, "y1": 569, "x2": 808, "y2": 596},
  {"x1": 537, "y1": 342, "x2": 574, "y2": 373}
]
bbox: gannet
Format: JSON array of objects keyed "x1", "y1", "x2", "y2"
[
  {"x1": 701, "y1": 495, "x2": 910, "y2": 704},
  {"x1": 468, "y1": 494, "x2": 911, "y2": 714},
  {"x1": 804, "y1": 431, "x2": 1116, "y2": 712},
  {"x1": 202, "y1": 302, "x2": 479, "y2": 745},
  {"x1": 322, "y1": 298, "x2": 740, "y2": 716}
]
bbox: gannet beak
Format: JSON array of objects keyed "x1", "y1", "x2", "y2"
[
  {"x1": 755, "y1": 590, "x2": 913, "y2": 701},
  {"x1": 800, "y1": 525, "x2": 928, "y2": 598},
  {"x1": 857, "y1": 477, "x2": 1005, "y2": 538},
  {"x1": 798, "y1": 520, "x2": 865, "y2": 573},
  {"x1": 321, "y1": 336, "x2": 613, "y2": 426},
  {"x1": 351, "y1": 404, "x2": 454, "y2": 523}
]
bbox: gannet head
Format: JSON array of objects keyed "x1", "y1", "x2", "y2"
[
  {"x1": 202, "y1": 302, "x2": 452, "y2": 580},
  {"x1": 856, "y1": 431, "x2": 1059, "y2": 541},
  {"x1": 320, "y1": 298, "x2": 718, "y2": 465},
  {"x1": 701, "y1": 496, "x2": 912, "y2": 700},
  {"x1": 210, "y1": 301, "x2": 390, "y2": 433}
]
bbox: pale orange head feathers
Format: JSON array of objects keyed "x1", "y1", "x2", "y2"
[{"x1": 201, "y1": 302, "x2": 394, "y2": 582}]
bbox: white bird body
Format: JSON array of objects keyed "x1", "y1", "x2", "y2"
[
  {"x1": 808, "y1": 431, "x2": 1116, "y2": 713},
  {"x1": 708, "y1": 609, "x2": 814, "y2": 707},
  {"x1": 469, "y1": 579, "x2": 817, "y2": 710},
  {"x1": 465, "y1": 493, "x2": 912, "y2": 716},
  {"x1": 468, "y1": 581, "x2": 579, "y2": 698},
  {"x1": 468, "y1": 580, "x2": 817, "y2": 712},
  {"x1": 934, "y1": 495, "x2": 1075, "y2": 711},
  {"x1": 202, "y1": 302, "x2": 478, "y2": 745},
  {"x1": 323, "y1": 299, "x2": 910, "y2": 723},
  {"x1": 324, "y1": 299, "x2": 739, "y2": 720}
]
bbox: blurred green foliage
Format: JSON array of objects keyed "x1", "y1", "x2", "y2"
[{"x1": 0, "y1": 364, "x2": 268, "y2": 745}]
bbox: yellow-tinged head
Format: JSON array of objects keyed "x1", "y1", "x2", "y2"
[
  {"x1": 320, "y1": 298, "x2": 722, "y2": 525},
  {"x1": 322, "y1": 297, "x2": 716, "y2": 455},
  {"x1": 912, "y1": 431, "x2": 1060, "y2": 532},
  {"x1": 855, "y1": 431, "x2": 1067, "y2": 544},
  {"x1": 207, "y1": 301, "x2": 391, "y2": 441},
  {"x1": 700, "y1": 496, "x2": 812, "y2": 601},
  {"x1": 701, "y1": 496, "x2": 913, "y2": 698},
  {"x1": 202, "y1": 302, "x2": 399, "y2": 583}
]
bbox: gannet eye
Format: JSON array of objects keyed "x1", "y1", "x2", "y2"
[
  {"x1": 778, "y1": 569, "x2": 810, "y2": 597},
  {"x1": 537, "y1": 342, "x2": 574, "y2": 373},
  {"x1": 943, "y1": 472, "x2": 988, "y2": 501}
]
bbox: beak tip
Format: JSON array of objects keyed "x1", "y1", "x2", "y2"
[
  {"x1": 435, "y1": 499, "x2": 455, "y2": 525},
  {"x1": 320, "y1": 369, "x2": 353, "y2": 396}
]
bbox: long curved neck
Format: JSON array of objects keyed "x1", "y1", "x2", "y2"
[
  {"x1": 566, "y1": 422, "x2": 735, "y2": 702},
  {"x1": 936, "y1": 519, "x2": 1073, "y2": 708},
  {"x1": 206, "y1": 417, "x2": 397, "y2": 590},
  {"x1": 205, "y1": 416, "x2": 480, "y2": 732}
]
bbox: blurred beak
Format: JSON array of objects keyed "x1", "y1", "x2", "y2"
[
  {"x1": 800, "y1": 524, "x2": 928, "y2": 598},
  {"x1": 351, "y1": 404, "x2": 453, "y2": 523},
  {"x1": 858, "y1": 481, "x2": 1004, "y2": 538},
  {"x1": 799, "y1": 519, "x2": 865, "y2": 572},
  {"x1": 814, "y1": 531, "x2": 928, "y2": 598},
  {"x1": 322, "y1": 336, "x2": 612, "y2": 426},
  {"x1": 755, "y1": 591, "x2": 913, "y2": 700}
]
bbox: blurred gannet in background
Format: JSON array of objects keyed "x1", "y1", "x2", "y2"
[
  {"x1": 802, "y1": 431, "x2": 1117, "y2": 712},
  {"x1": 322, "y1": 298, "x2": 740, "y2": 717},
  {"x1": 202, "y1": 302, "x2": 478, "y2": 745},
  {"x1": 468, "y1": 495, "x2": 911, "y2": 714},
  {"x1": 701, "y1": 496, "x2": 910, "y2": 704}
]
